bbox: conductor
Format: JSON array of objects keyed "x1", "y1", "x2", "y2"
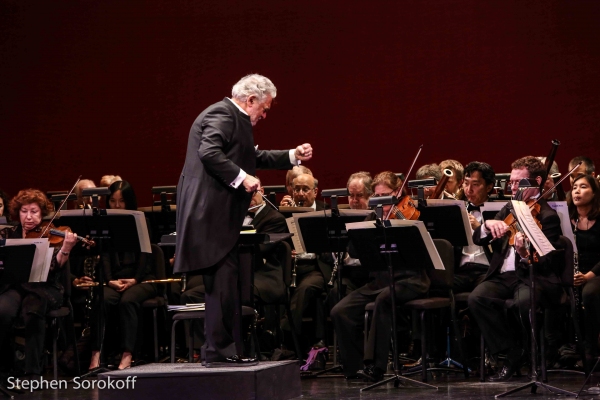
[{"x1": 174, "y1": 74, "x2": 313, "y2": 366}]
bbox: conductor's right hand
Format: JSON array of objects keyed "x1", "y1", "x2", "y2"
[{"x1": 242, "y1": 175, "x2": 260, "y2": 193}]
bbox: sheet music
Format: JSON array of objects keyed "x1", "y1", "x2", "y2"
[
  {"x1": 59, "y1": 209, "x2": 152, "y2": 254},
  {"x1": 291, "y1": 209, "x2": 373, "y2": 254},
  {"x1": 346, "y1": 219, "x2": 445, "y2": 270},
  {"x1": 425, "y1": 199, "x2": 474, "y2": 246},
  {"x1": 547, "y1": 201, "x2": 577, "y2": 253},
  {"x1": 480, "y1": 201, "x2": 507, "y2": 216},
  {"x1": 512, "y1": 201, "x2": 555, "y2": 257},
  {"x1": 4, "y1": 238, "x2": 52, "y2": 282},
  {"x1": 286, "y1": 217, "x2": 305, "y2": 253}
]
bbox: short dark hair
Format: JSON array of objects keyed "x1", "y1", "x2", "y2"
[
  {"x1": 511, "y1": 156, "x2": 545, "y2": 179},
  {"x1": 569, "y1": 156, "x2": 595, "y2": 174},
  {"x1": 415, "y1": 163, "x2": 442, "y2": 181},
  {"x1": 568, "y1": 174, "x2": 600, "y2": 221},
  {"x1": 107, "y1": 180, "x2": 138, "y2": 210},
  {"x1": 464, "y1": 161, "x2": 496, "y2": 186},
  {"x1": 0, "y1": 189, "x2": 10, "y2": 218}
]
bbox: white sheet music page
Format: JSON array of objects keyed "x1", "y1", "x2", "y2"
[
  {"x1": 285, "y1": 217, "x2": 305, "y2": 254},
  {"x1": 512, "y1": 201, "x2": 555, "y2": 257},
  {"x1": 548, "y1": 201, "x2": 577, "y2": 253},
  {"x1": 5, "y1": 238, "x2": 51, "y2": 282}
]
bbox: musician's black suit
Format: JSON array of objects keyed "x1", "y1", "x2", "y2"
[
  {"x1": 330, "y1": 214, "x2": 431, "y2": 377},
  {"x1": 467, "y1": 200, "x2": 564, "y2": 355},
  {"x1": 174, "y1": 98, "x2": 293, "y2": 362}
]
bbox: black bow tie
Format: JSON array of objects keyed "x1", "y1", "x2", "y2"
[
  {"x1": 246, "y1": 211, "x2": 256, "y2": 218},
  {"x1": 467, "y1": 203, "x2": 481, "y2": 212}
]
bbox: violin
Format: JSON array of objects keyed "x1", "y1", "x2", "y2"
[
  {"x1": 385, "y1": 145, "x2": 423, "y2": 221},
  {"x1": 25, "y1": 220, "x2": 95, "y2": 248}
]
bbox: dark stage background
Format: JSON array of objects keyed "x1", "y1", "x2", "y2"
[{"x1": 1, "y1": 0, "x2": 599, "y2": 205}]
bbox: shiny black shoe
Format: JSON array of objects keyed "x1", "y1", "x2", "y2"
[
  {"x1": 356, "y1": 365, "x2": 384, "y2": 382},
  {"x1": 205, "y1": 355, "x2": 259, "y2": 368},
  {"x1": 488, "y1": 364, "x2": 521, "y2": 382}
]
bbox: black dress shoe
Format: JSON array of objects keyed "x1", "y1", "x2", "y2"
[
  {"x1": 205, "y1": 355, "x2": 259, "y2": 368},
  {"x1": 488, "y1": 364, "x2": 520, "y2": 382},
  {"x1": 356, "y1": 365, "x2": 384, "y2": 382}
]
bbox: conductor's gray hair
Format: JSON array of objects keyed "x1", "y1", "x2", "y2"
[{"x1": 232, "y1": 74, "x2": 277, "y2": 103}]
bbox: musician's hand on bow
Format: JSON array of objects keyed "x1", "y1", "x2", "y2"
[
  {"x1": 468, "y1": 213, "x2": 481, "y2": 230},
  {"x1": 485, "y1": 219, "x2": 509, "y2": 239},
  {"x1": 280, "y1": 195, "x2": 294, "y2": 207},
  {"x1": 242, "y1": 175, "x2": 260, "y2": 193},
  {"x1": 294, "y1": 143, "x2": 313, "y2": 162}
]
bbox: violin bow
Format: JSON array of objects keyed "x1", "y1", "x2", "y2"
[{"x1": 40, "y1": 175, "x2": 82, "y2": 238}]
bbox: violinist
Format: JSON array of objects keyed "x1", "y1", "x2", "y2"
[
  {"x1": 468, "y1": 156, "x2": 564, "y2": 382},
  {"x1": 88, "y1": 180, "x2": 157, "y2": 370},
  {"x1": 568, "y1": 174, "x2": 600, "y2": 369},
  {"x1": 0, "y1": 189, "x2": 78, "y2": 379},
  {"x1": 331, "y1": 171, "x2": 430, "y2": 381},
  {"x1": 453, "y1": 161, "x2": 495, "y2": 293}
]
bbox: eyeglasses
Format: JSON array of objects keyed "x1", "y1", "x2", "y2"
[
  {"x1": 371, "y1": 191, "x2": 393, "y2": 198},
  {"x1": 293, "y1": 187, "x2": 314, "y2": 194}
]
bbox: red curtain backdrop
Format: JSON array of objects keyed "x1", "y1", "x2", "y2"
[{"x1": 1, "y1": 0, "x2": 599, "y2": 204}]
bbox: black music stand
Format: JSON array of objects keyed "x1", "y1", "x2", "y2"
[
  {"x1": 348, "y1": 220, "x2": 439, "y2": 391},
  {"x1": 58, "y1": 209, "x2": 147, "y2": 378},
  {"x1": 0, "y1": 243, "x2": 37, "y2": 284},
  {"x1": 262, "y1": 185, "x2": 286, "y2": 209}
]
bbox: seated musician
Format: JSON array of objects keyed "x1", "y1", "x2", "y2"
[
  {"x1": 74, "y1": 179, "x2": 96, "y2": 209},
  {"x1": 0, "y1": 189, "x2": 78, "y2": 378},
  {"x1": 99, "y1": 174, "x2": 122, "y2": 188},
  {"x1": 280, "y1": 165, "x2": 313, "y2": 207},
  {"x1": 415, "y1": 163, "x2": 442, "y2": 199},
  {"x1": 453, "y1": 161, "x2": 495, "y2": 293},
  {"x1": 330, "y1": 171, "x2": 430, "y2": 381},
  {"x1": 468, "y1": 156, "x2": 564, "y2": 381},
  {"x1": 89, "y1": 180, "x2": 157, "y2": 370},
  {"x1": 439, "y1": 159, "x2": 465, "y2": 200},
  {"x1": 282, "y1": 173, "x2": 331, "y2": 353},
  {"x1": 568, "y1": 174, "x2": 600, "y2": 371},
  {"x1": 568, "y1": 156, "x2": 595, "y2": 187},
  {"x1": 0, "y1": 190, "x2": 10, "y2": 222},
  {"x1": 327, "y1": 172, "x2": 373, "y2": 310}
]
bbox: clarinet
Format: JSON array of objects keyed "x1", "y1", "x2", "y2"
[
  {"x1": 328, "y1": 253, "x2": 339, "y2": 287},
  {"x1": 81, "y1": 255, "x2": 99, "y2": 336},
  {"x1": 290, "y1": 257, "x2": 297, "y2": 288}
]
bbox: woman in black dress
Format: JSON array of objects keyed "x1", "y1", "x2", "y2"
[
  {"x1": 569, "y1": 174, "x2": 600, "y2": 366},
  {"x1": 0, "y1": 189, "x2": 78, "y2": 377},
  {"x1": 88, "y1": 180, "x2": 156, "y2": 370}
]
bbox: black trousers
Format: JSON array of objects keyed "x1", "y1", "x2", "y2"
[
  {"x1": 0, "y1": 286, "x2": 61, "y2": 375},
  {"x1": 331, "y1": 283, "x2": 422, "y2": 376},
  {"x1": 581, "y1": 275, "x2": 600, "y2": 356},
  {"x1": 201, "y1": 249, "x2": 241, "y2": 362},
  {"x1": 90, "y1": 283, "x2": 157, "y2": 353},
  {"x1": 177, "y1": 275, "x2": 206, "y2": 350},
  {"x1": 287, "y1": 268, "x2": 325, "y2": 339}
]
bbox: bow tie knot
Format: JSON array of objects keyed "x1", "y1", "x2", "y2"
[{"x1": 467, "y1": 203, "x2": 481, "y2": 212}]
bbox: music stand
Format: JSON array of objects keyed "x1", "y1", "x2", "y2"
[
  {"x1": 262, "y1": 185, "x2": 286, "y2": 209},
  {"x1": 0, "y1": 243, "x2": 37, "y2": 284},
  {"x1": 58, "y1": 208, "x2": 148, "y2": 378},
  {"x1": 348, "y1": 218, "x2": 440, "y2": 391}
]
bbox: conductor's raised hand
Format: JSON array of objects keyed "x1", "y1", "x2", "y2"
[
  {"x1": 294, "y1": 143, "x2": 313, "y2": 162},
  {"x1": 242, "y1": 175, "x2": 260, "y2": 193}
]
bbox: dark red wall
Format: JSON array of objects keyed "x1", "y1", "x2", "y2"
[{"x1": 1, "y1": 0, "x2": 599, "y2": 205}]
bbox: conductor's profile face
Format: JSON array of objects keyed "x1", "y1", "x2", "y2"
[{"x1": 246, "y1": 95, "x2": 273, "y2": 126}]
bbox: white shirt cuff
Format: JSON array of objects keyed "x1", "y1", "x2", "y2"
[
  {"x1": 480, "y1": 221, "x2": 490, "y2": 239},
  {"x1": 230, "y1": 169, "x2": 247, "y2": 188},
  {"x1": 289, "y1": 149, "x2": 299, "y2": 166}
]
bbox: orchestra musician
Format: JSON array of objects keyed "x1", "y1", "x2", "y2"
[
  {"x1": 173, "y1": 74, "x2": 312, "y2": 366},
  {"x1": 415, "y1": 163, "x2": 442, "y2": 199},
  {"x1": 568, "y1": 174, "x2": 600, "y2": 370},
  {"x1": 568, "y1": 156, "x2": 595, "y2": 186},
  {"x1": 453, "y1": 161, "x2": 495, "y2": 293},
  {"x1": 280, "y1": 165, "x2": 313, "y2": 207},
  {"x1": 467, "y1": 156, "x2": 564, "y2": 382},
  {"x1": 439, "y1": 159, "x2": 465, "y2": 200},
  {"x1": 74, "y1": 179, "x2": 96, "y2": 209},
  {"x1": 0, "y1": 189, "x2": 78, "y2": 378},
  {"x1": 0, "y1": 190, "x2": 10, "y2": 222},
  {"x1": 283, "y1": 173, "x2": 331, "y2": 353},
  {"x1": 99, "y1": 175, "x2": 122, "y2": 188},
  {"x1": 88, "y1": 180, "x2": 157, "y2": 370},
  {"x1": 330, "y1": 171, "x2": 430, "y2": 381}
]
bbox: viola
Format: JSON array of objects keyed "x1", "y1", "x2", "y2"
[
  {"x1": 25, "y1": 220, "x2": 95, "y2": 247},
  {"x1": 385, "y1": 144, "x2": 423, "y2": 220}
]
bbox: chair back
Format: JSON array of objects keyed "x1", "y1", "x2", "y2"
[{"x1": 428, "y1": 239, "x2": 454, "y2": 290}]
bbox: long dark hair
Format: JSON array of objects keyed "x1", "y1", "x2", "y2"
[
  {"x1": 107, "y1": 180, "x2": 138, "y2": 210},
  {"x1": 568, "y1": 174, "x2": 600, "y2": 221},
  {"x1": 0, "y1": 189, "x2": 10, "y2": 219}
]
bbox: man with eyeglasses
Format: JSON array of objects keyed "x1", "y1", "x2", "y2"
[{"x1": 468, "y1": 156, "x2": 564, "y2": 381}]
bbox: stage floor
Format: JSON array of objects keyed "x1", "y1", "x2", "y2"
[{"x1": 5, "y1": 366, "x2": 600, "y2": 400}]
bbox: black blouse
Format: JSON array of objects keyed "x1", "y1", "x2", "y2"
[{"x1": 574, "y1": 220, "x2": 600, "y2": 276}]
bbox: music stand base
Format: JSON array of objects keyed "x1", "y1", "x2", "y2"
[
  {"x1": 576, "y1": 356, "x2": 600, "y2": 398},
  {"x1": 360, "y1": 373, "x2": 438, "y2": 392},
  {"x1": 495, "y1": 379, "x2": 576, "y2": 398},
  {"x1": 74, "y1": 366, "x2": 112, "y2": 380},
  {"x1": 303, "y1": 364, "x2": 343, "y2": 378},
  {"x1": 0, "y1": 384, "x2": 16, "y2": 399}
]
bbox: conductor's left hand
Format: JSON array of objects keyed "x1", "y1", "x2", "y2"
[{"x1": 294, "y1": 143, "x2": 313, "y2": 162}]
